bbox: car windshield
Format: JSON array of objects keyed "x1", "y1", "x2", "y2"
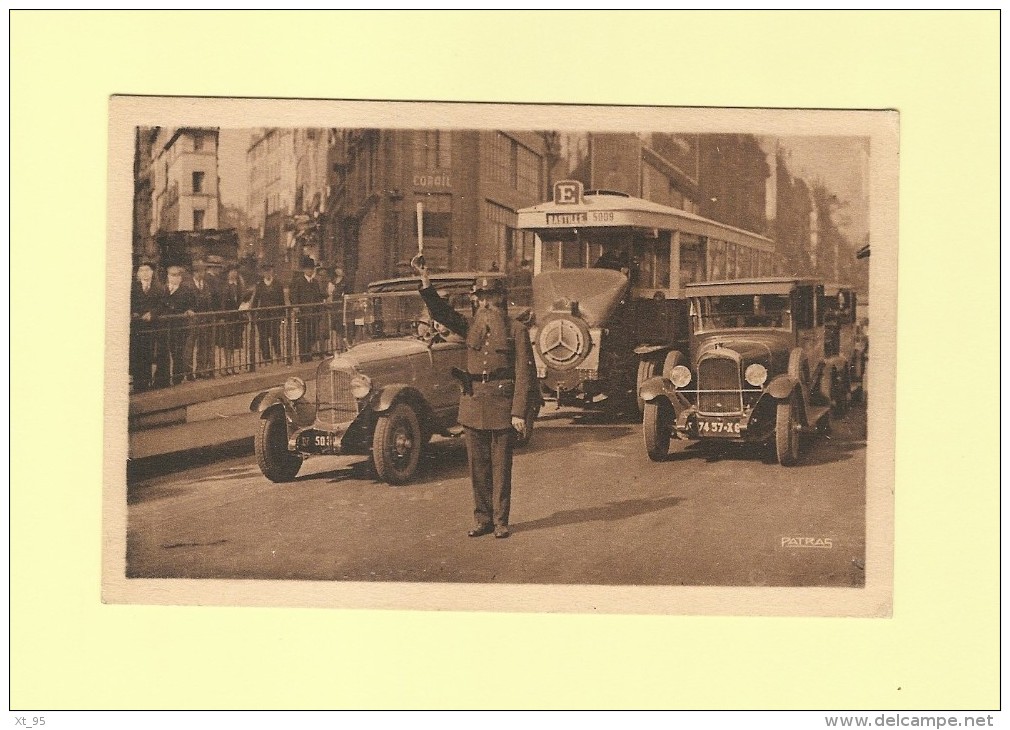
[
  {"x1": 345, "y1": 290, "x2": 474, "y2": 343},
  {"x1": 693, "y1": 294, "x2": 792, "y2": 332}
]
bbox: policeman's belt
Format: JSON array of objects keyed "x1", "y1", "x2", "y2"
[{"x1": 451, "y1": 367, "x2": 514, "y2": 395}]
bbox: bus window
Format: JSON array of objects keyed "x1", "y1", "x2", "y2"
[
  {"x1": 726, "y1": 243, "x2": 738, "y2": 278},
  {"x1": 680, "y1": 234, "x2": 705, "y2": 286},
  {"x1": 633, "y1": 240, "x2": 653, "y2": 287},
  {"x1": 739, "y1": 247, "x2": 753, "y2": 277},
  {"x1": 655, "y1": 235, "x2": 671, "y2": 288},
  {"x1": 541, "y1": 238, "x2": 561, "y2": 272},
  {"x1": 561, "y1": 239, "x2": 583, "y2": 268},
  {"x1": 710, "y1": 240, "x2": 727, "y2": 280}
]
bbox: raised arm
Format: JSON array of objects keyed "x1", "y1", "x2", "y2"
[{"x1": 413, "y1": 255, "x2": 469, "y2": 337}]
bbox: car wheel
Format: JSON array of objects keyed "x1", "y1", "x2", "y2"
[
  {"x1": 372, "y1": 402, "x2": 423, "y2": 484},
  {"x1": 255, "y1": 407, "x2": 302, "y2": 483},
  {"x1": 636, "y1": 359, "x2": 659, "y2": 416},
  {"x1": 643, "y1": 399, "x2": 673, "y2": 461},
  {"x1": 775, "y1": 393, "x2": 801, "y2": 466},
  {"x1": 514, "y1": 399, "x2": 540, "y2": 448}
]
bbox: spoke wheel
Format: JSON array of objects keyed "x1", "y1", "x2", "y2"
[
  {"x1": 372, "y1": 403, "x2": 423, "y2": 484},
  {"x1": 775, "y1": 393, "x2": 802, "y2": 466},
  {"x1": 255, "y1": 407, "x2": 302, "y2": 483},
  {"x1": 643, "y1": 399, "x2": 673, "y2": 461}
]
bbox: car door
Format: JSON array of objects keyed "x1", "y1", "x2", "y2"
[{"x1": 426, "y1": 341, "x2": 467, "y2": 417}]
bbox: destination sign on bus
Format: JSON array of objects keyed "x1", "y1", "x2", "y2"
[
  {"x1": 546, "y1": 212, "x2": 588, "y2": 225},
  {"x1": 545, "y1": 210, "x2": 616, "y2": 225}
]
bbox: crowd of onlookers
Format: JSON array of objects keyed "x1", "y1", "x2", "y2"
[{"x1": 130, "y1": 255, "x2": 345, "y2": 391}]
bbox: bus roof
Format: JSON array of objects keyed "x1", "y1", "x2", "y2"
[
  {"x1": 517, "y1": 191, "x2": 776, "y2": 253},
  {"x1": 685, "y1": 277, "x2": 822, "y2": 297}
]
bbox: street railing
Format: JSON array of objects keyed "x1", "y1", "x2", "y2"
[{"x1": 129, "y1": 302, "x2": 346, "y2": 392}]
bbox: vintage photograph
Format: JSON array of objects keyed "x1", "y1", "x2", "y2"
[{"x1": 103, "y1": 98, "x2": 896, "y2": 616}]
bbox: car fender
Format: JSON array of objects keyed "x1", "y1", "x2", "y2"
[
  {"x1": 251, "y1": 387, "x2": 315, "y2": 426},
  {"x1": 661, "y1": 349, "x2": 687, "y2": 373},
  {"x1": 639, "y1": 374, "x2": 691, "y2": 415},
  {"x1": 251, "y1": 387, "x2": 287, "y2": 414},
  {"x1": 766, "y1": 374, "x2": 800, "y2": 401},
  {"x1": 639, "y1": 374, "x2": 672, "y2": 403},
  {"x1": 372, "y1": 384, "x2": 430, "y2": 415}
]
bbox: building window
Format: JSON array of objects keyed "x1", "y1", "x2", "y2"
[
  {"x1": 192, "y1": 171, "x2": 205, "y2": 194},
  {"x1": 193, "y1": 133, "x2": 203, "y2": 151},
  {"x1": 193, "y1": 209, "x2": 205, "y2": 230},
  {"x1": 486, "y1": 133, "x2": 541, "y2": 199},
  {"x1": 516, "y1": 144, "x2": 541, "y2": 199},
  {"x1": 418, "y1": 194, "x2": 452, "y2": 270},
  {"x1": 413, "y1": 130, "x2": 451, "y2": 169},
  {"x1": 485, "y1": 201, "x2": 525, "y2": 271}
]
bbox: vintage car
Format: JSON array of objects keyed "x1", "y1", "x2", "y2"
[
  {"x1": 253, "y1": 273, "x2": 539, "y2": 485},
  {"x1": 638, "y1": 278, "x2": 852, "y2": 465}
]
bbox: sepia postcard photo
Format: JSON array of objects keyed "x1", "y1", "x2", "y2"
[{"x1": 103, "y1": 97, "x2": 897, "y2": 617}]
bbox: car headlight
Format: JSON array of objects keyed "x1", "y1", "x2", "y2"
[
  {"x1": 670, "y1": 365, "x2": 692, "y2": 388},
  {"x1": 350, "y1": 374, "x2": 372, "y2": 399},
  {"x1": 745, "y1": 363, "x2": 768, "y2": 387},
  {"x1": 284, "y1": 377, "x2": 306, "y2": 401}
]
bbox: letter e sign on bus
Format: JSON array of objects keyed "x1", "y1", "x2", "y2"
[{"x1": 553, "y1": 179, "x2": 584, "y2": 205}]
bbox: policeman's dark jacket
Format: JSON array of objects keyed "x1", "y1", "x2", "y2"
[{"x1": 419, "y1": 285, "x2": 535, "y2": 431}]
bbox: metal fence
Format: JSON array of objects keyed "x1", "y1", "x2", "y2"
[{"x1": 129, "y1": 302, "x2": 345, "y2": 392}]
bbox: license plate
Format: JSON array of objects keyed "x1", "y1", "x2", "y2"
[
  {"x1": 698, "y1": 418, "x2": 742, "y2": 437},
  {"x1": 297, "y1": 431, "x2": 332, "y2": 452}
]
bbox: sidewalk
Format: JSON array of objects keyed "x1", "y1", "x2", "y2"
[{"x1": 128, "y1": 360, "x2": 322, "y2": 460}]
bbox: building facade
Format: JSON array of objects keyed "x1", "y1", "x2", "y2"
[
  {"x1": 132, "y1": 127, "x2": 159, "y2": 264},
  {"x1": 324, "y1": 129, "x2": 553, "y2": 291},
  {"x1": 246, "y1": 127, "x2": 332, "y2": 274},
  {"x1": 549, "y1": 131, "x2": 772, "y2": 237},
  {"x1": 150, "y1": 127, "x2": 221, "y2": 235}
]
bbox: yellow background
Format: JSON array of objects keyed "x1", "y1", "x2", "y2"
[{"x1": 10, "y1": 10, "x2": 998, "y2": 709}]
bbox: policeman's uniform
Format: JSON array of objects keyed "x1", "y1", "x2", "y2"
[{"x1": 419, "y1": 277, "x2": 534, "y2": 537}]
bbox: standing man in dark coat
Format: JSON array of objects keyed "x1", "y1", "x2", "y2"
[
  {"x1": 415, "y1": 257, "x2": 534, "y2": 539},
  {"x1": 288, "y1": 256, "x2": 325, "y2": 362},
  {"x1": 160, "y1": 264, "x2": 198, "y2": 385},
  {"x1": 218, "y1": 266, "x2": 247, "y2": 374},
  {"x1": 250, "y1": 262, "x2": 286, "y2": 363},
  {"x1": 186, "y1": 259, "x2": 221, "y2": 379},
  {"x1": 130, "y1": 261, "x2": 162, "y2": 391}
]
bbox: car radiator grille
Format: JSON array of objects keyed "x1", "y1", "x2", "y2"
[
  {"x1": 316, "y1": 370, "x2": 359, "y2": 428},
  {"x1": 698, "y1": 356, "x2": 742, "y2": 414}
]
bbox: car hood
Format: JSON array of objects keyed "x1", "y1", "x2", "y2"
[
  {"x1": 330, "y1": 337, "x2": 433, "y2": 369},
  {"x1": 694, "y1": 332, "x2": 789, "y2": 370},
  {"x1": 532, "y1": 269, "x2": 628, "y2": 327}
]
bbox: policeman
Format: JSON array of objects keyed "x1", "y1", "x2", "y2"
[{"x1": 414, "y1": 256, "x2": 534, "y2": 539}]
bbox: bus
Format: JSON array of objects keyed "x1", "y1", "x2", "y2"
[{"x1": 516, "y1": 180, "x2": 778, "y2": 413}]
